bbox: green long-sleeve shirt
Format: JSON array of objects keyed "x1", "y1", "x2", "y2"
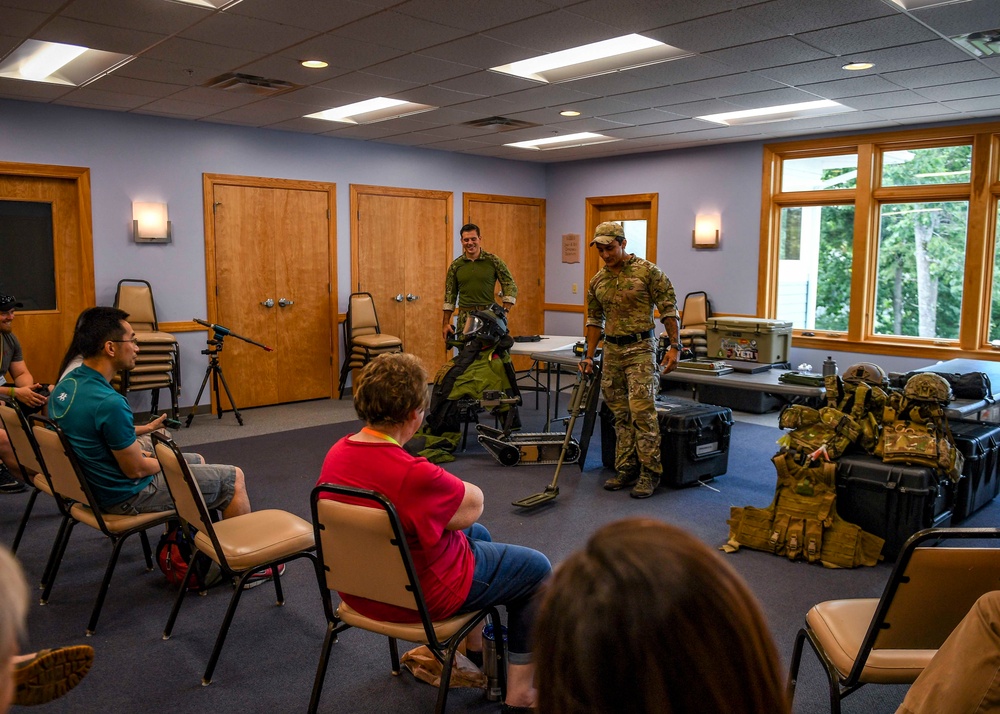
[{"x1": 443, "y1": 250, "x2": 517, "y2": 310}]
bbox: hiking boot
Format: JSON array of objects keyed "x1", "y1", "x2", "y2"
[
  {"x1": 603, "y1": 471, "x2": 639, "y2": 491},
  {"x1": 0, "y1": 463, "x2": 27, "y2": 493},
  {"x1": 629, "y1": 472, "x2": 660, "y2": 499},
  {"x1": 14, "y1": 645, "x2": 94, "y2": 706}
]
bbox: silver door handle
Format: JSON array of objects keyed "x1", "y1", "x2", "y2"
[
  {"x1": 261, "y1": 298, "x2": 274, "y2": 308},
  {"x1": 278, "y1": 298, "x2": 294, "y2": 307},
  {"x1": 394, "y1": 294, "x2": 404, "y2": 302},
  {"x1": 406, "y1": 293, "x2": 419, "y2": 301}
]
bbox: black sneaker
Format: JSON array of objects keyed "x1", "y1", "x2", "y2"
[{"x1": 0, "y1": 464, "x2": 27, "y2": 493}]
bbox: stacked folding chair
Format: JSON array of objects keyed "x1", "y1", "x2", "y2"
[{"x1": 679, "y1": 291, "x2": 711, "y2": 359}]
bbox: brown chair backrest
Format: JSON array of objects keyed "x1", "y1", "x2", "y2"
[
  {"x1": 30, "y1": 417, "x2": 111, "y2": 533},
  {"x1": 681, "y1": 291, "x2": 709, "y2": 327},
  {"x1": 0, "y1": 400, "x2": 42, "y2": 476},
  {"x1": 151, "y1": 434, "x2": 222, "y2": 558},
  {"x1": 115, "y1": 279, "x2": 158, "y2": 331},
  {"x1": 313, "y1": 493, "x2": 419, "y2": 612},
  {"x1": 873, "y1": 545, "x2": 1000, "y2": 650},
  {"x1": 348, "y1": 293, "x2": 380, "y2": 339}
]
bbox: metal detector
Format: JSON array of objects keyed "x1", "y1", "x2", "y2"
[{"x1": 512, "y1": 369, "x2": 599, "y2": 509}]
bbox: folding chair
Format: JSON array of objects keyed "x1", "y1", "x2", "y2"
[
  {"x1": 787, "y1": 527, "x2": 1000, "y2": 714},
  {"x1": 679, "y1": 290, "x2": 711, "y2": 358},
  {"x1": 337, "y1": 292, "x2": 403, "y2": 398},
  {"x1": 309, "y1": 483, "x2": 506, "y2": 714},
  {"x1": 152, "y1": 433, "x2": 316, "y2": 685},
  {"x1": 113, "y1": 278, "x2": 181, "y2": 418},
  {"x1": 0, "y1": 396, "x2": 52, "y2": 554},
  {"x1": 30, "y1": 415, "x2": 173, "y2": 635}
]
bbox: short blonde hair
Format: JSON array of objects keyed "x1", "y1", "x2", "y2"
[
  {"x1": 353, "y1": 353, "x2": 428, "y2": 427},
  {"x1": 0, "y1": 546, "x2": 29, "y2": 659}
]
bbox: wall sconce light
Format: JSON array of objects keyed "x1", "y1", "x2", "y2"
[
  {"x1": 132, "y1": 201, "x2": 171, "y2": 244},
  {"x1": 693, "y1": 214, "x2": 720, "y2": 249}
]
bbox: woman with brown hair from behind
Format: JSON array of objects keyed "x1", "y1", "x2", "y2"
[{"x1": 535, "y1": 518, "x2": 788, "y2": 714}]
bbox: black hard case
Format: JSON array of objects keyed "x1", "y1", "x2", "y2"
[
  {"x1": 835, "y1": 453, "x2": 953, "y2": 561},
  {"x1": 696, "y1": 384, "x2": 783, "y2": 414},
  {"x1": 948, "y1": 421, "x2": 1000, "y2": 522},
  {"x1": 600, "y1": 396, "x2": 733, "y2": 487}
]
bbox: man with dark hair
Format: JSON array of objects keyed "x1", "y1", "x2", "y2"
[
  {"x1": 49, "y1": 307, "x2": 252, "y2": 521},
  {"x1": 0, "y1": 294, "x2": 49, "y2": 493},
  {"x1": 580, "y1": 222, "x2": 681, "y2": 499},
  {"x1": 442, "y1": 223, "x2": 518, "y2": 341}
]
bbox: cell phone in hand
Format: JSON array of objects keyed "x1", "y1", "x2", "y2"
[{"x1": 163, "y1": 418, "x2": 182, "y2": 430}]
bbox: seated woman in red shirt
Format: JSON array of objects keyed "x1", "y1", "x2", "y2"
[{"x1": 316, "y1": 352, "x2": 550, "y2": 713}]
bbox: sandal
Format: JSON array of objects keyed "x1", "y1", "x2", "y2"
[{"x1": 14, "y1": 645, "x2": 94, "y2": 706}]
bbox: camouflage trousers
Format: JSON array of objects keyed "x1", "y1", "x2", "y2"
[{"x1": 601, "y1": 339, "x2": 661, "y2": 476}]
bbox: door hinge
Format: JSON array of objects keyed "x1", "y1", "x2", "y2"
[{"x1": 327, "y1": 208, "x2": 331, "y2": 220}]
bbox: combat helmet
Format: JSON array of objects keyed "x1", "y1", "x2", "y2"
[
  {"x1": 903, "y1": 372, "x2": 953, "y2": 404},
  {"x1": 462, "y1": 303, "x2": 509, "y2": 343},
  {"x1": 842, "y1": 362, "x2": 889, "y2": 388}
]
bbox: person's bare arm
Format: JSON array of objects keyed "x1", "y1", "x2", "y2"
[
  {"x1": 112, "y1": 440, "x2": 162, "y2": 479},
  {"x1": 445, "y1": 481, "x2": 484, "y2": 530},
  {"x1": 7, "y1": 360, "x2": 46, "y2": 408}
]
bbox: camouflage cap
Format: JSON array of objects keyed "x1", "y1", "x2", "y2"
[{"x1": 590, "y1": 221, "x2": 625, "y2": 246}]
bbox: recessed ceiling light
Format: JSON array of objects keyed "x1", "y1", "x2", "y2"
[
  {"x1": 304, "y1": 97, "x2": 436, "y2": 124},
  {"x1": 559, "y1": 110, "x2": 581, "y2": 117},
  {"x1": 842, "y1": 61, "x2": 874, "y2": 71},
  {"x1": 697, "y1": 100, "x2": 852, "y2": 126},
  {"x1": 300, "y1": 59, "x2": 328, "y2": 69},
  {"x1": 491, "y1": 34, "x2": 692, "y2": 84},
  {"x1": 504, "y1": 132, "x2": 619, "y2": 151},
  {"x1": 0, "y1": 39, "x2": 132, "y2": 86}
]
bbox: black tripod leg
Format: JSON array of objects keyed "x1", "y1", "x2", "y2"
[
  {"x1": 212, "y1": 363, "x2": 223, "y2": 420},
  {"x1": 214, "y1": 364, "x2": 244, "y2": 426},
  {"x1": 185, "y1": 364, "x2": 215, "y2": 427}
]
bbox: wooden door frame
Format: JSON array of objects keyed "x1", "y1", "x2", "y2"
[
  {"x1": 202, "y1": 173, "x2": 338, "y2": 401},
  {"x1": 0, "y1": 161, "x2": 96, "y2": 308},
  {"x1": 350, "y1": 184, "x2": 453, "y2": 292},
  {"x1": 584, "y1": 193, "x2": 659, "y2": 286}
]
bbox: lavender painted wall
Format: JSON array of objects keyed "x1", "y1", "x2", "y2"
[{"x1": 0, "y1": 99, "x2": 546, "y2": 406}]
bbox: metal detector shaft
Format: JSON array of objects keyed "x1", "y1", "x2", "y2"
[{"x1": 512, "y1": 371, "x2": 593, "y2": 508}]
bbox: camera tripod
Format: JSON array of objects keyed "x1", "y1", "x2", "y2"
[{"x1": 185, "y1": 319, "x2": 272, "y2": 427}]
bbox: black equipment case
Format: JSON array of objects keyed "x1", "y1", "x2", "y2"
[
  {"x1": 695, "y1": 384, "x2": 783, "y2": 414},
  {"x1": 948, "y1": 421, "x2": 1000, "y2": 522},
  {"x1": 600, "y1": 396, "x2": 733, "y2": 487},
  {"x1": 835, "y1": 452, "x2": 953, "y2": 561}
]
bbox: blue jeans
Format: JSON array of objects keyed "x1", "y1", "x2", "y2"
[{"x1": 459, "y1": 523, "x2": 551, "y2": 665}]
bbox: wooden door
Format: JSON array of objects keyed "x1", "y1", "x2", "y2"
[
  {"x1": 206, "y1": 175, "x2": 335, "y2": 411},
  {"x1": 0, "y1": 164, "x2": 95, "y2": 384},
  {"x1": 352, "y1": 185, "x2": 452, "y2": 377},
  {"x1": 464, "y1": 193, "x2": 545, "y2": 369}
]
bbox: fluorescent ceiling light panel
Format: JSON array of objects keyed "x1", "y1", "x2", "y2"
[
  {"x1": 888, "y1": 0, "x2": 971, "y2": 9},
  {"x1": 0, "y1": 40, "x2": 132, "y2": 86},
  {"x1": 167, "y1": 0, "x2": 245, "y2": 8},
  {"x1": 304, "y1": 97, "x2": 436, "y2": 124},
  {"x1": 491, "y1": 34, "x2": 692, "y2": 83},
  {"x1": 697, "y1": 100, "x2": 852, "y2": 126},
  {"x1": 505, "y1": 132, "x2": 619, "y2": 151}
]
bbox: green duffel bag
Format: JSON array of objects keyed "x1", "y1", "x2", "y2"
[{"x1": 778, "y1": 371, "x2": 826, "y2": 387}]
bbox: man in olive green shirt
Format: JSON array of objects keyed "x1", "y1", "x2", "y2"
[
  {"x1": 442, "y1": 223, "x2": 518, "y2": 341},
  {"x1": 580, "y1": 222, "x2": 680, "y2": 498}
]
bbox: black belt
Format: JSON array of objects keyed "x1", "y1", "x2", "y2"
[{"x1": 604, "y1": 330, "x2": 654, "y2": 346}]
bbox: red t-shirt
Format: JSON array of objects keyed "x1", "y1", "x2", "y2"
[{"x1": 316, "y1": 435, "x2": 474, "y2": 622}]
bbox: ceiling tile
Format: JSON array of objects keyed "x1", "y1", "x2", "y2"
[
  {"x1": 395, "y1": 0, "x2": 554, "y2": 32},
  {"x1": 839, "y1": 89, "x2": 940, "y2": 110},
  {"x1": 914, "y1": 77, "x2": 1000, "y2": 102},
  {"x1": 911, "y1": 0, "x2": 1000, "y2": 37},
  {"x1": 881, "y1": 60, "x2": 997, "y2": 89},
  {"x1": 559, "y1": 70, "x2": 666, "y2": 97},
  {"x1": 613, "y1": 85, "x2": 712, "y2": 107},
  {"x1": 228, "y1": 0, "x2": 379, "y2": 32},
  {"x1": 677, "y1": 72, "x2": 789, "y2": 98},
  {"x1": 626, "y1": 55, "x2": 743, "y2": 85},
  {"x1": 85, "y1": 74, "x2": 187, "y2": 99},
  {"x1": 389, "y1": 84, "x2": 483, "y2": 107},
  {"x1": 496, "y1": 84, "x2": 597, "y2": 112},
  {"x1": 34, "y1": 16, "x2": 166, "y2": 54},
  {"x1": 433, "y1": 70, "x2": 537, "y2": 97},
  {"x1": 705, "y1": 37, "x2": 835, "y2": 71},
  {"x1": 316, "y1": 71, "x2": 419, "y2": 97},
  {"x1": 483, "y1": 10, "x2": 625, "y2": 53},
  {"x1": 279, "y1": 34, "x2": 405, "y2": 71},
  {"x1": 800, "y1": 74, "x2": 905, "y2": 99},
  {"x1": 328, "y1": 10, "x2": 469, "y2": 52},
  {"x1": 641, "y1": 11, "x2": 783, "y2": 53},
  {"x1": 141, "y1": 37, "x2": 260, "y2": 71},
  {"x1": 0, "y1": 78, "x2": 74, "y2": 101},
  {"x1": 62, "y1": 0, "x2": 207, "y2": 34},
  {"x1": 363, "y1": 53, "x2": 477, "y2": 83},
  {"x1": 738, "y1": 0, "x2": 895, "y2": 35},
  {"x1": 603, "y1": 107, "x2": 687, "y2": 126},
  {"x1": 796, "y1": 15, "x2": 939, "y2": 56},
  {"x1": 0, "y1": 6, "x2": 49, "y2": 36},
  {"x1": 179, "y1": 12, "x2": 316, "y2": 54},
  {"x1": 567, "y1": 0, "x2": 763, "y2": 31},
  {"x1": 57, "y1": 86, "x2": 153, "y2": 109},
  {"x1": 418, "y1": 34, "x2": 538, "y2": 67},
  {"x1": 942, "y1": 96, "x2": 1000, "y2": 113},
  {"x1": 867, "y1": 103, "x2": 959, "y2": 120},
  {"x1": 203, "y1": 99, "x2": 314, "y2": 125},
  {"x1": 723, "y1": 87, "x2": 827, "y2": 108}
]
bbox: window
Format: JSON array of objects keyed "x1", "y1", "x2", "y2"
[
  {"x1": 761, "y1": 123, "x2": 1000, "y2": 358},
  {"x1": 0, "y1": 200, "x2": 56, "y2": 310}
]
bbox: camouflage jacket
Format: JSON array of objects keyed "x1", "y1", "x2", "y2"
[
  {"x1": 443, "y1": 250, "x2": 517, "y2": 310},
  {"x1": 586, "y1": 255, "x2": 678, "y2": 336}
]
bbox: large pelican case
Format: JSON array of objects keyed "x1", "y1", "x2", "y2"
[
  {"x1": 600, "y1": 396, "x2": 733, "y2": 487},
  {"x1": 948, "y1": 421, "x2": 1000, "y2": 522},
  {"x1": 835, "y1": 453, "x2": 953, "y2": 560}
]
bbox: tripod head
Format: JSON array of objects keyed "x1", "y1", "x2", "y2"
[{"x1": 193, "y1": 318, "x2": 273, "y2": 352}]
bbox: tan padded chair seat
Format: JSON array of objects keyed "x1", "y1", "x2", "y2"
[
  {"x1": 805, "y1": 599, "x2": 936, "y2": 683},
  {"x1": 353, "y1": 334, "x2": 403, "y2": 350},
  {"x1": 196, "y1": 509, "x2": 315, "y2": 571},
  {"x1": 679, "y1": 326, "x2": 707, "y2": 338},
  {"x1": 133, "y1": 331, "x2": 177, "y2": 345},
  {"x1": 31, "y1": 473, "x2": 52, "y2": 495},
  {"x1": 69, "y1": 503, "x2": 173, "y2": 533},
  {"x1": 336, "y1": 601, "x2": 480, "y2": 642}
]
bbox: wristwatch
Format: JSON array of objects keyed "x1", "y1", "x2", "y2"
[{"x1": 669, "y1": 343, "x2": 683, "y2": 351}]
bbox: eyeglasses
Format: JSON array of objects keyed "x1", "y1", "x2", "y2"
[{"x1": 109, "y1": 338, "x2": 139, "y2": 345}]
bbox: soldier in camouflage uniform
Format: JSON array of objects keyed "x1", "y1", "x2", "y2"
[
  {"x1": 442, "y1": 223, "x2": 518, "y2": 341},
  {"x1": 580, "y1": 222, "x2": 681, "y2": 498}
]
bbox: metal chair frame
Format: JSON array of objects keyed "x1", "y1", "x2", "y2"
[{"x1": 337, "y1": 292, "x2": 402, "y2": 398}]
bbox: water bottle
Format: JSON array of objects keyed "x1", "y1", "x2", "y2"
[
  {"x1": 822, "y1": 356, "x2": 838, "y2": 378},
  {"x1": 482, "y1": 623, "x2": 507, "y2": 701}
]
